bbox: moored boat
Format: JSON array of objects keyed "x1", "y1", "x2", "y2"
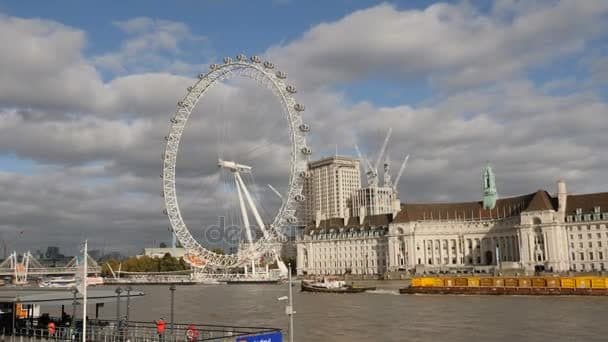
[{"x1": 301, "y1": 279, "x2": 376, "y2": 293}]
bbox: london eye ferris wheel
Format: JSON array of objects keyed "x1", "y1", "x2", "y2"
[{"x1": 161, "y1": 54, "x2": 311, "y2": 271}]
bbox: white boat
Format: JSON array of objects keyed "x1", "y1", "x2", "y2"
[
  {"x1": 39, "y1": 277, "x2": 76, "y2": 288},
  {"x1": 39, "y1": 276, "x2": 104, "y2": 288}
]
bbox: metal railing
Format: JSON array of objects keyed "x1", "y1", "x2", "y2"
[{"x1": 0, "y1": 320, "x2": 281, "y2": 342}]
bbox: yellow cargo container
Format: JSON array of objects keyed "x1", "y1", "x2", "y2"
[
  {"x1": 591, "y1": 278, "x2": 606, "y2": 289},
  {"x1": 467, "y1": 277, "x2": 480, "y2": 287},
  {"x1": 419, "y1": 277, "x2": 436, "y2": 287},
  {"x1": 546, "y1": 278, "x2": 560, "y2": 288},
  {"x1": 494, "y1": 278, "x2": 505, "y2": 287},
  {"x1": 455, "y1": 277, "x2": 468, "y2": 286},
  {"x1": 560, "y1": 277, "x2": 575, "y2": 288},
  {"x1": 412, "y1": 278, "x2": 422, "y2": 287},
  {"x1": 433, "y1": 278, "x2": 444, "y2": 287},
  {"x1": 575, "y1": 277, "x2": 592, "y2": 289},
  {"x1": 532, "y1": 278, "x2": 546, "y2": 288},
  {"x1": 479, "y1": 278, "x2": 494, "y2": 287}
]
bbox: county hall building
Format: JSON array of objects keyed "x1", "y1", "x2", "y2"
[{"x1": 296, "y1": 159, "x2": 608, "y2": 276}]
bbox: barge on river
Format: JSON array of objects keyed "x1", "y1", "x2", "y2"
[{"x1": 400, "y1": 276, "x2": 608, "y2": 296}]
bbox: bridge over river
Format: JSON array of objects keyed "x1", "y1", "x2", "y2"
[{"x1": 0, "y1": 251, "x2": 101, "y2": 284}]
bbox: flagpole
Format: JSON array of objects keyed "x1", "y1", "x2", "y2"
[{"x1": 82, "y1": 240, "x2": 88, "y2": 342}]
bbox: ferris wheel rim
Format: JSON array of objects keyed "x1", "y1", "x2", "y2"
[{"x1": 162, "y1": 55, "x2": 310, "y2": 269}]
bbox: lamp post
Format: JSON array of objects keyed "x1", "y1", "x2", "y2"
[
  {"x1": 169, "y1": 285, "x2": 176, "y2": 338},
  {"x1": 71, "y1": 288, "x2": 78, "y2": 325},
  {"x1": 278, "y1": 263, "x2": 295, "y2": 342},
  {"x1": 115, "y1": 287, "x2": 122, "y2": 322},
  {"x1": 125, "y1": 286, "x2": 132, "y2": 322},
  {"x1": 125, "y1": 286, "x2": 132, "y2": 339},
  {"x1": 115, "y1": 287, "x2": 123, "y2": 341}
]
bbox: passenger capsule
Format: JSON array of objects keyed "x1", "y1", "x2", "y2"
[
  {"x1": 236, "y1": 54, "x2": 247, "y2": 61},
  {"x1": 177, "y1": 101, "x2": 184, "y2": 107},
  {"x1": 163, "y1": 209, "x2": 168, "y2": 215},
  {"x1": 187, "y1": 86, "x2": 193, "y2": 92},
  {"x1": 209, "y1": 63, "x2": 219, "y2": 70},
  {"x1": 299, "y1": 171, "x2": 309, "y2": 178},
  {"x1": 223, "y1": 56, "x2": 232, "y2": 64},
  {"x1": 170, "y1": 117, "x2": 178, "y2": 123},
  {"x1": 295, "y1": 194, "x2": 306, "y2": 202},
  {"x1": 198, "y1": 74, "x2": 205, "y2": 79},
  {"x1": 286, "y1": 85, "x2": 297, "y2": 94},
  {"x1": 275, "y1": 71, "x2": 287, "y2": 79},
  {"x1": 299, "y1": 124, "x2": 310, "y2": 132},
  {"x1": 250, "y1": 56, "x2": 262, "y2": 63},
  {"x1": 287, "y1": 216, "x2": 298, "y2": 224},
  {"x1": 263, "y1": 61, "x2": 274, "y2": 69},
  {"x1": 294, "y1": 103, "x2": 305, "y2": 112},
  {"x1": 301, "y1": 147, "x2": 312, "y2": 155}
]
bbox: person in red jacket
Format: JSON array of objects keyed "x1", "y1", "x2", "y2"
[{"x1": 155, "y1": 318, "x2": 166, "y2": 340}]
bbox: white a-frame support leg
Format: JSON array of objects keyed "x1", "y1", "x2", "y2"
[
  {"x1": 235, "y1": 172, "x2": 269, "y2": 239},
  {"x1": 235, "y1": 175, "x2": 254, "y2": 244}
]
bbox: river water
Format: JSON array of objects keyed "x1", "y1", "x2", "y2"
[{"x1": 88, "y1": 281, "x2": 608, "y2": 342}]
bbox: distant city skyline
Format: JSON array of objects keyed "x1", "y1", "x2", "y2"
[{"x1": 0, "y1": 0, "x2": 607, "y2": 254}]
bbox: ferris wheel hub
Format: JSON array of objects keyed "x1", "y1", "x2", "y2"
[{"x1": 217, "y1": 159, "x2": 253, "y2": 173}]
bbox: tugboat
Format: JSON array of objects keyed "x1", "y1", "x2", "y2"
[{"x1": 301, "y1": 278, "x2": 376, "y2": 293}]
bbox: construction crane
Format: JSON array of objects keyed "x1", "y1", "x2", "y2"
[
  {"x1": 355, "y1": 144, "x2": 375, "y2": 186},
  {"x1": 355, "y1": 128, "x2": 393, "y2": 187},
  {"x1": 393, "y1": 154, "x2": 410, "y2": 192}
]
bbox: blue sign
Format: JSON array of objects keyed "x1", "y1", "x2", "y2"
[{"x1": 235, "y1": 331, "x2": 282, "y2": 342}]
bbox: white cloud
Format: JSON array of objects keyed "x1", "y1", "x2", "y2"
[
  {"x1": 94, "y1": 17, "x2": 209, "y2": 75},
  {"x1": 267, "y1": 1, "x2": 608, "y2": 90}
]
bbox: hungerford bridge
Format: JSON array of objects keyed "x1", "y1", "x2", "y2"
[{"x1": 0, "y1": 251, "x2": 101, "y2": 284}]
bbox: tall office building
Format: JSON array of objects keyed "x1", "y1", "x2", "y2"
[{"x1": 300, "y1": 156, "x2": 361, "y2": 225}]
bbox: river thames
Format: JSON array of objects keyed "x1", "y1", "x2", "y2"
[{"x1": 88, "y1": 281, "x2": 608, "y2": 341}]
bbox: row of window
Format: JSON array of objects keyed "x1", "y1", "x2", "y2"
[
  {"x1": 566, "y1": 212, "x2": 608, "y2": 222},
  {"x1": 568, "y1": 224, "x2": 607, "y2": 231},
  {"x1": 309, "y1": 231, "x2": 385, "y2": 240},
  {"x1": 571, "y1": 251, "x2": 605, "y2": 261},
  {"x1": 310, "y1": 260, "x2": 385, "y2": 269},
  {"x1": 570, "y1": 241, "x2": 603, "y2": 249},
  {"x1": 570, "y1": 232, "x2": 608, "y2": 240},
  {"x1": 572, "y1": 263, "x2": 606, "y2": 271}
]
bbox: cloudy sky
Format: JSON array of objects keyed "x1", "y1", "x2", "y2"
[{"x1": 0, "y1": 0, "x2": 607, "y2": 255}]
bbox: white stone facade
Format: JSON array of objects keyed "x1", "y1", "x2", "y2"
[
  {"x1": 296, "y1": 223, "x2": 388, "y2": 276},
  {"x1": 297, "y1": 179, "x2": 608, "y2": 276}
]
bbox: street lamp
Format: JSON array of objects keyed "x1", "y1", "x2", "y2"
[
  {"x1": 125, "y1": 286, "x2": 132, "y2": 323},
  {"x1": 115, "y1": 287, "x2": 122, "y2": 322},
  {"x1": 169, "y1": 285, "x2": 176, "y2": 338},
  {"x1": 278, "y1": 263, "x2": 295, "y2": 342},
  {"x1": 71, "y1": 287, "x2": 79, "y2": 325},
  {"x1": 125, "y1": 286, "x2": 133, "y2": 339}
]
